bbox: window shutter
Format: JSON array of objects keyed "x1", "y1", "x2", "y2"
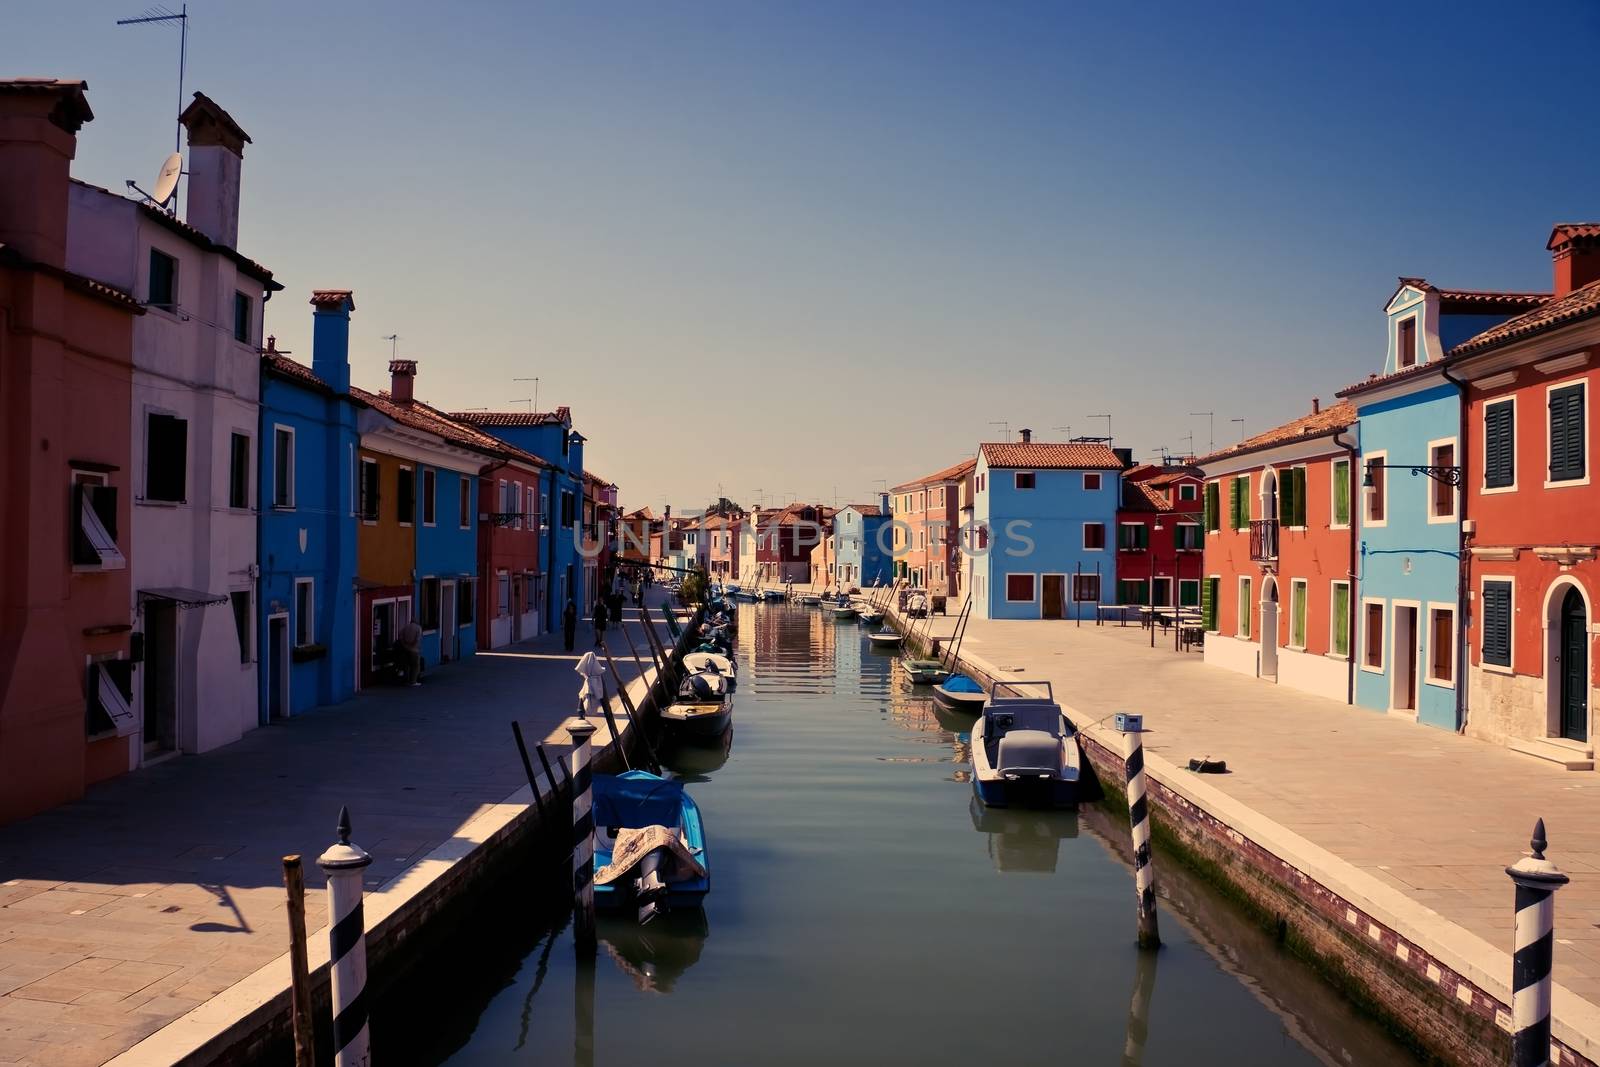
[
  {"x1": 1332, "y1": 583, "x2": 1350, "y2": 656},
  {"x1": 1293, "y1": 468, "x2": 1308, "y2": 526},
  {"x1": 1202, "y1": 576, "x2": 1218, "y2": 630},
  {"x1": 1229, "y1": 477, "x2": 1241, "y2": 529},
  {"x1": 1334, "y1": 463, "x2": 1350, "y2": 524},
  {"x1": 1485, "y1": 402, "x2": 1514, "y2": 488},
  {"x1": 1549, "y1": 386, "x2": 1585, "y2": 481},
  {"x1": 1277, "y1": 474, "x2": 1291, "y2": 525},
  {"x1": 1205, "y1": 482, "x2": 1219, "y2": 531},
  {"x1": 1482, "y1": 582, "x2": 1512, "y2": 666}
]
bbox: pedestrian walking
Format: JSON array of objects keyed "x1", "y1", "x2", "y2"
[
  {"x1": 397, "y1": 617, "x2": 423, "y2": 686},
  {"x1": 563, "y1": 597, "x2": 578, "y2": 653},
  {"x1": 608, "y1": 587, "x2": 625, "y2": 624},
  {"x1": 592, "y1": 596, "x2": 610, "y2": 647}
]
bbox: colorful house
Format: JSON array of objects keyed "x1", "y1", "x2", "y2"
[
  {"x1": 754, "y1": 504, "x2": 828, "y2": 585},
  {"x1": 970, "y1": 433, "x2": 1123, "y2": 620},
  {"x1": 835, "y1": 499, "x2": 891, "y2": 590},
  {"x1": 477, "y1": 443, "x2": 551, "y2": 648},
  {"x1": 0, "y1": 79, "x2": 142, "y2": 822},
  {"x1": 1198, "y1": 401, "x2": 1358, "y2": 702},
  {"x1": 703, "y1": 513, "x2": 739, "y2": 578},
  {"x1": 1114, "y1": 463, "x2": 1205, "y2": 608},
  {"x1": 1336, "y1": 280, "x2": 1545, "y2": 731},
  {"x1": 256, "y1": 291, "x2": 364, "y2": 721},
  {"x1": 890, "y1": 459, "x2": 970, "y2": 593},
  {"x1": 618, "y1": 506, "x2": 655, "y2": 568},
  {"x1": 1449, "y1": 225, "x2": 1600, "y2": 766}
]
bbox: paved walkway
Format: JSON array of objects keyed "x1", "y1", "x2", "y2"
[
  {"x1": 906, "y1": 609, "x2": 1600, "y2": 1007},
  {"x1": 0, "y1": 593, "x2": 677, "y2": 1067}
]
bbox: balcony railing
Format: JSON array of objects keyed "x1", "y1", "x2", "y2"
[{"x1": 1249, "y1": 518, "x2": 1279, "y2": 562}]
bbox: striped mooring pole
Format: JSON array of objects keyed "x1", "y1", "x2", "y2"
[
  {"x1": 317, "y1": 806, "x2": 373, "y2": 1067},
  {"x1": 1507, "y1": 818, "x2": 1568, "y2": 1067},
  {"x1": 569, "y1": 718, "x2": 598, "y2": 950},
  {"x1": 1117, "y1": 714, "x2": 1161, "y2": 950}
]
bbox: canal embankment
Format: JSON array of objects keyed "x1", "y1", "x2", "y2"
[{"x1": 884, "y1": 600, "x2": 1600, "y2": 1067}]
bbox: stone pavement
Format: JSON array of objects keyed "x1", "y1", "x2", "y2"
[
  {"x1": 0, "y1": 593, "x2": 676, "y2": 1067},
  {"x1": 909, "y1": 609, "x2": 1600, "y2": 1008}
]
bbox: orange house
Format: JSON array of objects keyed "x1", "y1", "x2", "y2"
[{"x1": 353, "y1": 447, "x2": 416, "y2": 687}]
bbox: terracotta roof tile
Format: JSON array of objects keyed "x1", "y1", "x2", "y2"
[
  {"x1": 310, "y1": 289, "x2": 354, "y2": 310},
  {"x1": 1121, "y1": 481, "x2": 1172, "y2": 513},
  {"x1": 1447, "y1": 279, "x2": 1600, "y2": 359},
  {"x1": 845, "y1": 503, "x2": 884, "y2": 516},
  {"x1": 0, "y1": 78, "x2": 92, "y2": 131},
  {"x1": 1549, "y1": 224, "x2": 1600, "y2": 248},
  {"x1": 1395, "y1": 277, "x2": 1550, "y2": 313},
  {"x1": 1197, "y1": 401, "x2": 1355, "y2": 466},
  {"x1": 979, "y1": 442, "x2": 1123, "y2": 470},
  {"x1": 451, "y1": 407, "x2": 571, "y2": 428},
  {"x1": 262, "y1": 352, "x2": 326, "y2": 389},
  {"x1": 353, "y1": 389, "x2": 550, "y2": 470},
  {"x1": 0, "y1": 244, "x2": 144, "y2": 313},
  {"x1": 891, "y1": 456, "x2": 975, "y2": 491}
]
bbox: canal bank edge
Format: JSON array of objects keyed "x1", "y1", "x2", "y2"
[
  {"x1": 890, "y1": 604, "x2": 1600, "y2": 1067},
  {"x1": 99, "y1": 619, "x2": 694, "y2": 1067}
]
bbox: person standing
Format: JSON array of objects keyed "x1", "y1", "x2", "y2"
[
  {"x1": 592, "y1": 595, "x2": 609, "y2": 647},
  {"x1": 608, "y1": 586, "x2": 625, "y2": 625},
  {"x1": 563, "y1": 597, "x2": 578, "y2": 653},
  {"x1": 397, "y1": 617, "x2": 423, "y2": 686}
]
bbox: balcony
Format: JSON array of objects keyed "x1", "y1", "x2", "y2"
[{"x1": 1249, "y1": 518, "x2": 1279, "y2": 562}]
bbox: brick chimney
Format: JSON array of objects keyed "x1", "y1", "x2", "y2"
[
  {"x1": 0, "y1": 79, "x2": 92, "y2": 269},
  {"x1": 1548, "y1": 225, "x2": 1600, "y2": 298},
  {"x1": 309, "y1": 289, "x2": 354, "y2": 394},
  {"x1": 1018, "y1": 428, "x2": 1032, "y2": 443},
  {"x1": 178, "y1": 91, "x2": 249, "y2": 248},
  {"x1": 1312, "y1": 397, "x2": 1321, "y2": 414},
  {"x1": 389, "y1": 359, "x2": 417, "y2": 403}
]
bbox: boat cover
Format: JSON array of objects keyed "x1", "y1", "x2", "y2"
[
  {"x1": 943, "y1": 674, "x2": 985, "y2": 694},
  {"x1": 594, "y1": 771, "x2": 684, "y2": 829},
  {"x1": 595, "y1": 824, "x2": 707, "y2": 886},
  {"x1": 997, "y1": 730, "x2": 1061, "y2": 774}
]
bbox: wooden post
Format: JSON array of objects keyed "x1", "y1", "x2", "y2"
[
  {"x1": 600, "y1": 642, "x2": 661, "y2": 774},
  {"x1": 535, "y1": 744, "x2": 565, "y2": 808},
  {"x1": 510, "y1": 721, "x2": 548, "y2": 821},
  {"x1": 281, "y1": 856, "x2": 316, "y2": 1067},
  {"x1": 599, "y1": 677, "x2": 631, "y2": 772},
  {"x1": 618, "y1": 618, "x2": 650, "y2": 677}
]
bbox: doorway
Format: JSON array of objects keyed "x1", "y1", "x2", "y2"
[
  {"x1": 1392, "y1": 605, "x2": 1419, "y2": 712},
  {"x1": 141, "y1": 602, "x2": 178, "y2": 756},
  {"x1": 1259, "y1": 577, "x2": 1279, "y2": 681},
  {"x1": 1042, "y1": 575, "x2": 1065, "y2": 620},
  {"x1": 440, "y1": 580, "x2": 457, "y2": 663},
  {"x1": 372, "y1": 599, "x2": 398, "y2": 673},
  {"x1": 1151, "y1": 577, "x2": 1173, "y2": 607},
  {"x1": 267, "y1": 614, "x2": 289, "y2": 721},
  {"x1": 1559, "y1": 587, "x2": 1589, "y2": 742}
]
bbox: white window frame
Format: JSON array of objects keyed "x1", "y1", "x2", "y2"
[
  {"x1": 1363, "y1": 449, "x2": 1389, "y2": 528},
  {"x1": 1360, "y1": 596, "x2": 1386, "y2": 674},
  {"x1": 1426, "y1": 436, "x2": 1460, "y2": 523},
  {"x1": 496, "y1": 569, "x2": 511, "y2": 618},
  {"x1": 1014, "y1": 470, "x2": 1036, "y2": 490},
  {"x1": 272, "y1": 424, "x2": 296, "y2": 510},
  {"x1": 1478, "y1": 575, "x2": 1516, "y2": 675},
  {"x1": 1288, "y1": 578, "x2": 1308, "y2": 651},
  {"x1": 1004, "y1": 572, "x2": 1038, "y2": 604},
  {"x1": 70, "y1": 468, "x2": 124, "y2": 571},
  {"x1": 1328, "y1": 580, "x2": 1351, "y2": 660},
  {"x1": 1237, "y1": 576, "x2": 1252, "y2": 639},
  {"x1": 1083, "y1": 473, "x2": 1102, "y2": 492},
  {"x1": 294, "y1": 577, "x2": 315, "y2": 648},
  {"x1": 1481, "y1": 396, "x2": 1518, "y2": 496},
  {"x1": 1083, "y1": 522, "x2": 1106, "y2": 551},
  {"x1": 1117, "y1": 521, "x2": 1147, "y2": 552},
  {"x1": 1396, "y1": 313, "x2": 1420, "y2": 369},
  {"x1": 1543, "y1": 377, "x2": 1590, "y2": 490},
  {"x1": 1175, "y1": 521, "x2": 1202, "y2": 551},
  {"x1": 1425, "y1": 602, "x2": 1456, "y2": 687},
  {"x1": 1329, "y1": 457, "x2": 1351, "y2": 530}
]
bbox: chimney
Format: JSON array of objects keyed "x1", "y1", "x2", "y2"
[
  {"x1": 1312, "y1": 397, "x2": 1321, "y2": 414},
  {"x1": 1113, "y1": 447, "x2": 1134, "y2": 469},
  {"x1": 178, "y1": 91, "x2": 249, "y2": 248},
  {"x1": 0, "y1": 79, "x2": 92, "y2": 269},
  {"x1": 309, "y1": 289, "x2": 354, "y2": 393},
  {"x1": 389, "y1": 359, "x2": 417, "y2": 403},
  {"x1": 1018, "y1": 427, "x2": 1032, "y2": 443},
  {"x1": 1549, "y1": 225, "x2": 1600, "y2": 298},
  {"x1": 880, "y1": 491, "x2": 890, "y2": 516}
]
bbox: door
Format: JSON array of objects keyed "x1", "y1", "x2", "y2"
[
  {"x1": 372, "y1": 600, "x2": 396, "y2": 673},
  {"x1": 142, "y1": 603, "x2": 178, "y2": 754},
  {"x1": 1393, "y1": 606, "x2": 1418, "y2": 712},
  {"x1": 440, "y1": 580, "x2": 457, "y2": 662},
  {"x1": 1561, "y1": 588, "x2": 1589, "y2": 742},
  {"x1": 267, "y1": 616, "x2": 289, "y2": 721},
  {"x1": 1042, "y1": 575, "x2": 1065, "y2": 620},
  {"x1": 1260, "y1": 579, "x2": 1279, "y2": 681},
  {"x1": 1151, "y1": 577, "x2": 1173, "y2": 607}
]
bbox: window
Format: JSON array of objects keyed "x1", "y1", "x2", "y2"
[
  {"x1": 359, "y1": 459, "x2": 380, "y2": 522},
  {"x1": 1204, "y1": 481, "x2": 1221, "y2": 532},
  {"x1": 295, "y1": 579, "x2": 315, "y2": 647},
  {"x1": 1278, "y1": 466, "x2": 1307, "y2": 527},
  {"x1": 86, "y1": 659, "x2": 136, "y2": 738},
  {"x1": 233, "y1": 291, "x2": 252, "y2": 343},
  {"x1": 1179, "y1": 482, "x2": 1197, "y2": 501},
  {"x1": 562, "y1": 431, "x2": 571, "y2": 457},
  {"x1": 1179, "y1": 578, "x2": 1200, "y2": 608},
  {"x1": 1237, "y1": 578, "x2": 1252, "y2": 638},
  {"x1": 229, "y1": 433, "x2": 251, "y2": 510},
  {"x1": 1430, "y1": 443, "x2": 1456, "y2": 519},
  {"x1": 1331, "y1": 581, "x2": 1350, "y2": 658},
  {"x1": 1083, "y1": 523, "x2": 1106, "y2": 550},
  {"x1": 71, "y1": 473, "x2": 123, "y2": 569},
  {"x1": 1231, "y1": 475, "x2": 1250, "y2": 529},
  {"x1": 1397, "y1": 317, "x2": 1417, "y2": 368},
  {"x1": 397, "y1": 466, "x2": 415, "y2": 525},
  {"x1": 561, "y1": 490, "x2": 575, "y2": 527},
  {"x1": 1202, "y1": 576, "x2": 1220, "y2": 631},
  {"x1": 272, "y1": 427, "x2": 294, "y2": 508},
  {"x1": 1290, "y1": 580, "x2": 1307, "y2": 649},
  {"x1": 1481, "y1": 580, "x2": 1512, "y2": 668},
  {"x1": 1364, "y1": 458, "x2": 1386, "y2": 523},
  {"x1": 231, "y1": 590, "x2": 251, "y2": 664},
  {"x1": 1117, "y1": 523, "x2": 1149, "y2": 551},
  {"x1": 1014, "y1": 471, "x2": 1036, "y2": 490},
  {"x1": 497, "y1": 570, "x2": 511, "y2": 617},
  {"x1": 1083, "y1": 473, "x2": 1101, "y2": 491},
  {"x1": 1071, "y1": 574, "x2": 1101, "y2": 602},
  {"x1": 461, "y1": 475, "x2": 472, "y2": 527},
  {"x1": 1484, "y1": 400, "x2": 1515, "y2": 489},
  {"x1": 148, "y1": 249, "x2": 176, "y2": 309},
  {"x1": 1117, "y1": 578, "x2": 1148, "y2": 605},
  {"x1": 145, "y1": 412, "x2": 188, "y2": 502},
  {"x1": 422, "y1": 468, "x2": 437, "y2": 525},
  {"x1": 1175, "y1": 523, "x2": 1202, "y2": 550},
  {"x1": 1364, "y1": 602, "x2": 1384, "y2": 670},
  {"x1": 419, "y1": 577, "x2": 441, "y2": 631},
  {"x1": 1429, "y1": 607, "x2": 1455, "y2": 685},
  {"x1": 1548, "y1": 383, "x2": 1586, "y2": 483},
  {"x1": 1332, "y1": 459, "x2": 1351, "y2": 527},
  {"x1": 458, "y1": 579, "x2": 476, "y2": 625}
]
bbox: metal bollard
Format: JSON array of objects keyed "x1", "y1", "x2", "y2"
[
  {"x1": 569, "y1": 718, "x2": 598, "y2": 949},
  {"x1": 318, "y1": 806, "x2": 373, "y2": 1067},
  {"x1": 1117, "y1": 714, "x2": 1161, "y2": 950},
  {"x1": 1506, "y1": 818, "x2": 1568, "y2": 1067}
]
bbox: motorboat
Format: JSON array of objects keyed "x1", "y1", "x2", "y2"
[
  {"x1": 731, "y1": 588, "x2": 759, "y2": 602},
  {"x1": 856, "y1": 607, "x2": 884, "y2": 625},
  {"x1": 866, "y1": 627, "x2": 904, "y2": 648},
  {"x1": 683, "y1": 650, "x2": 736, "y2": 689},
  {"x1": 904, "y1": 655, "x2": 950, "y2": 685},
  {"x1": 798, "y1": 593, "x2": 822, "y2": 606},
  {"x1": 660, "y1": 675, "x2": 734, "y2": 741},
  {"x1": 932, "y1": 673, "x2": 987, "y2": 710},
  {"x1": 592, "y1": 770, "x2": 710, "y2": 923},
  {"x1": 760, "y1": 588, "x2": 786, "y2": 602},
  {"x1": 970, "y1": 681, "x2": 1081, "y2": 809}
]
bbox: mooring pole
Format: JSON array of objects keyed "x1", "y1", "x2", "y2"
[
  {"x1": 511, "y1": 721, "x2": 548, "y2": 821},
  {"x1": 1507, "y1": 818, "x2": 1568, "y2": 1067},
  {"x1": 568, "y1": 718, "x2": 598, "y2": 949},
  {"x1": 281, "y1": 856, "x2": 316, "y2": 1067},
  {"x1": 1117, "y1": 715, "x2": 1161, "y2": 949},
  {"x1": 317, "y1": 807, "x2": 373, "y2": 1067}
]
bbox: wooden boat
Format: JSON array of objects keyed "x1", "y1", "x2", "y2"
[
  {"x1": 798, "y1": 593, "x2": 822, "y2": 606},
  {"x1": 760, "y1": 588, "x2": 786, "y2": 602},
  {"x1": 866, "y1": 627, "x2": 904, "y2": 648},
  {"x1": 592, "y1": 770, "x2": 710, "y2": 921},
  {"x1": 970, "y1": 681, "x2": 1081, "y2": 809},
  {"x1": 660, "y1": 674, "x2": 733, "y2": 741},
  {"x1": 932, "y1": 673, "x2": 988, "y2": 711},
  {"x1": 682, "y1": 651, "x2": 736, "y2": 690},
  {"x1": 856, "y1": 608, "x2": 883, "y2": 625}
]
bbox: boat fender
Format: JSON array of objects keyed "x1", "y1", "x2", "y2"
[{"x1": 1187, "y1": 757, "x2": 1228, "y2": 774}]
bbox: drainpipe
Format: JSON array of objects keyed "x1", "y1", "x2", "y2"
[
  {"x1": 1442, "y1": 361, "x2": 1470, "y2": 734},
  {"x1": 1334, "y1": 428, "x2": 1359, "y2": 707},
  {"x1": 545, "y1": 466, "x2": 558, "y2": 633}
]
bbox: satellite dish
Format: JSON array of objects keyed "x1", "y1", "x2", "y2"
[{"x1": 151, "y1": 152, "x2": 182, "y2": 206}]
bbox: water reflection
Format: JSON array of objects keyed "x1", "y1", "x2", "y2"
[
  {"x1": 599, "y1": 911, "x2": 710, "y2": 994},
  {"x1": 1121, "y1": 947, "x2": 1158, "y2": 1067},
  {"x1": 662, "y1": 727, "x2": 733, "y2": 782},
  {"x1": 968, "y1": 795, "x2": 1080, "y2": 873}
]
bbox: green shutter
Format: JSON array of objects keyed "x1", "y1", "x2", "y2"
[
  {"x1": 1292, "y1": 583, "x2": 1307, "y2": 647},
  {"x1": 1333, "y1": 461, "x2": 1350, "y2": 525},
  {"x1": 1550, "y1": 386, "x2": 1586, "y2": 482},
  {"x1": 1332, "y1": 583, "x2": 1350, "y2": 656},
  {"x1": 1205, "y1": 482, "x2": 1220, "y2": 531},
  {"x1": 1483, "y1": 581, "x2": 1512, "y2": 666},
  {"x1": 1238, "y1": 579, "x2": 1251, "y2": 637},
  {"x1": 1486, "y1": 402, "x2": 1515, "y2": 488},
  {"x1": 1294, "y1": 467, "x2": 1308, "y2": 526},
  {"x1": 1202, "y1": 576, "x2": 1219, "y2": 630},
  {"x1": 1278, "y1": 472, "x2": 1293, "y2": 525}
]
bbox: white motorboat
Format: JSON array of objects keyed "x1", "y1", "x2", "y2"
[{"x1": 970, "y1": 681, "x2": 1081, "y2": 809}]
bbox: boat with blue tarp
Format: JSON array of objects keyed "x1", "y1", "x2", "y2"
[{"x1": 593, "y1": 770, "x2": 710, "y2": 922}]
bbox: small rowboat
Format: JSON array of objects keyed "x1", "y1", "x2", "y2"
[
  {"x1": 904, "y1": 657, "x2": 949, "y2": 685},
  {"x1": 660, "y1": 699, "x2": 733, "y2": 741},
  {"x1": 933, "y1": 673, "x2": 987, "y2": 712},
  {"x1": 867, "y1": 627, "x2": 904, "y2": 648},
  {"x1": 857, "y1": 608, "x2": 883, "y2": 625},
  {"x1": 760, "y1": 589, "x2": 786, "y2": 602},
  {"x1": 682, "y1": 651, "x2": 736, "y2": 690},
  {"x1": 798, "y1": 594, "x2": 822, "y2": 606}
]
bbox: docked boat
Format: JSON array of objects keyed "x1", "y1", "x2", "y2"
[
  {"x1": 731, "y1": 588, "x2": 758, "y2": 602},
  {"x1": 866, "y1": 627, "x2": 904, "y2": 648},
  {"x1": 592, "y1": 770, "x2": 710, "y2": 922},
  {"x1": 856, "y1": 608, "x2": 883, "y2": 625},
  {"x1": 798, "y1": 593, "x2": 822, "y2": 606},
  {"x1": 970, "y1": 681, "x2": 1081, "y2": 809},
  {"x1": 760, "y1": 588, "x2": 786, "y2": 602},
  {"x1": 660, "y1": 675, "x2": 734, "y2": 741},
  {"x1": 682, "y1": 650, "x2": 736, "y2": 690},
  {"x1": 932, "y1": 673, "x2": 987, "y2": 710}
]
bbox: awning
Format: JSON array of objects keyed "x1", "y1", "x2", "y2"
[
  {"x1": 139, "y1": 587, "x2": 227, "y2": 609},
  {"x1": 88, "y1": 662, "x2": 138, "y2": 738}
]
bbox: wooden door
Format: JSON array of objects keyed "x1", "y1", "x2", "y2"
[
  {"x1": 1562, "y1": 588, "x2": 1588, "y2": 742},
  {"x1": 1042, "y1": 575, "x2": 1065, "y2": 620}
]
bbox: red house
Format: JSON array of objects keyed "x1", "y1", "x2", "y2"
[
  {"x1": 478, "y1": 449, "x2": 551, "y2": 648},
  {"x1": 755, "y1": 503, "x2": 829, "y2": 585},
  {"x1": 1114, "y1": 463, "x2": 1205, "y2": 607}
]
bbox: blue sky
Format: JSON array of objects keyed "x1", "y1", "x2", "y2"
[{"x1": 10, "y1": 1, "x2": 1598, "y2": 512}]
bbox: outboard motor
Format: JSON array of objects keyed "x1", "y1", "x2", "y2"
[
  {"x1": 633, "y1": 849, "x2": 668, "y2": 925},
  {"x1": 687, "y1": 672, "x2": 722, "y2": 700}
]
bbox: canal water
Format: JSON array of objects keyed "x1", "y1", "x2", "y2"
[{"x1": 391, "y1": 603, "x2": 1418, "y2": 1065}]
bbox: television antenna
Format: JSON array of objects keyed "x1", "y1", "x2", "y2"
[
  {"x1": 1230, "y1": 417, "x2": 1246, "y2": 442},
  {"x1": 514, "y1": 376, "x2": 540, "y2": 413},
  {"x1": 988, "y1": 420, "x2": 1009, "y2": 440},
  {"x1": 116, "y1": 5, "x2": 189, "y2": 155},
  {"x1": 1086, "y1": 414, "x2": 1112, "y2": 443},
  {"x1": 383, "y1": 334, "x2": 400, "y2": 359},
  {"x1": 508, "y1": 398, "x2": 533, "y2": 412},
  {"x1": 1189, "y1": 411, "x2": 1214, "y2": 454},
  {"x1": 1053, "y1": 425, "x2": 1071, "y2": 441}
]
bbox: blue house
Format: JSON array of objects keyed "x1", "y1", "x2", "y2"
[
  {"x1": 452, "y1": 407, "x2": 585, "y2": 628},
  {"x1": 257, "y1": 291, "x2": 362, "y2": 721},
  {"x1": 1336, "y1": 280, "x2": 1545, "y2": 729},
  {"x1": 835, "y1": 497, "x2": 891, "y2": 589},
  {"x1": 971, "y1": 433, "x2": 1124, "y2": 620}
]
